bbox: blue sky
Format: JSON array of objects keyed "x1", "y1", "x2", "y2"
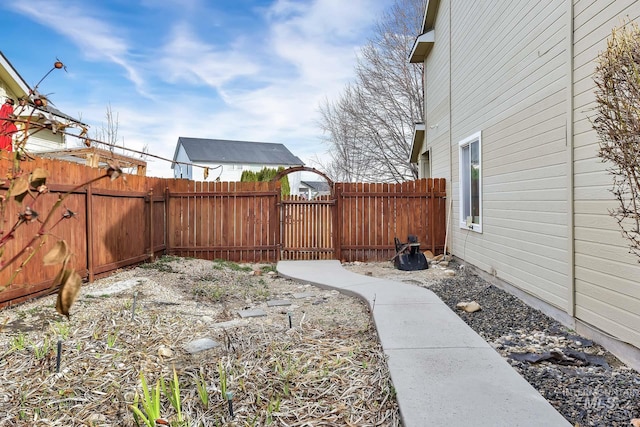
[{"x1": 0, "y1": 0, "x2": 393, "y2": 177}]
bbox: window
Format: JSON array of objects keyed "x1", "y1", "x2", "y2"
[{"x1": 459, "y1": 131, "x2": 482, "y2": 232}]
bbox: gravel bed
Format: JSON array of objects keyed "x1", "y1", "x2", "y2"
[{"x1": 428, "y1": 264, "x2": 640, "y2": 427}]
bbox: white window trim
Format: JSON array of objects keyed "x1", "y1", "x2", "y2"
[{"x1": 458, "y1": 131, "x2": 482, "y2": 233}]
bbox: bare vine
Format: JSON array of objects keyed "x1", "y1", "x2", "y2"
[{"x1": 0, "y1": 60, "x2": 122, "y2": 317}]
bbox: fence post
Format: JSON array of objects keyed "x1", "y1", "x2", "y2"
[
  {"x1": 86, "y1": 182, "x2": 94, "y2": 283},
  {"x1": 428, "y1": 179, "x2": 436, "y2": 254},
  {"x1": 164, "y1": 186, "x2": 170, "y2": 257},
  {"x1": 148, "y1": 188, "x2": 154, "y2": 262},
  {"x1": 275, "y1": 182, "x2": 282, "y2": 262},
  {"x1": 333, "y1": 183, "x2": 342, "y2": 261}
]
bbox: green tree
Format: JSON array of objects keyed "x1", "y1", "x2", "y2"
[{"x1": 241, "y1": 167, "x2": 290, "y2": 195}]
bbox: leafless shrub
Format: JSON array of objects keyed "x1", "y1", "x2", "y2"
[{"x1": 593, "y1": 22, "x2": 640, "y2": 261}]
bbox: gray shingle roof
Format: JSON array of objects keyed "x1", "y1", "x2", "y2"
[
  {"x1": 173, "y1": 137, "x2": 304, "y2": 168},
  {"x1": 300, "y1": 180, "x2": 331, "y2": 192}
]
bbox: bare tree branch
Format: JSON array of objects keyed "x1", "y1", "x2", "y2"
[{"x1": 318, "y1": 0, "x2": 424, "y2": 183}]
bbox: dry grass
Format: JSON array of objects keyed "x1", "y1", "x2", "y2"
[{"x1": 0, "y1": 257, "x2": 400, "y2": 426}]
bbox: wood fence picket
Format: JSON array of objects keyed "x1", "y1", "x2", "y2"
[{"x1": 0, "y1": 154, "x2": 446, "y2": 308}]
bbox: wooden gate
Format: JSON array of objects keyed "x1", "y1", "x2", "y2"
[{"x1": 280, "y1": 195, "x2": 335, "y2": 260}]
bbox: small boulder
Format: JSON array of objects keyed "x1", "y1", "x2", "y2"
[
  {"x1": 423, "y1": 250, "x2": 435, "y2": 260},
  {"x1": 456, "y1": 301, "x2": 481, "y2": 313},
  {"x1": 158, "y1": 346, "x2": 174, "y2": 358},
  {"x1": 183, "y1": 338, "x2": 220, "y2": 354}
]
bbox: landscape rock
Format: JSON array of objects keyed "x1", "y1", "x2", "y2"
[
  {"x1": 456, "y1": 301, "x2": 481, "y2": 313},
  {"x1": 183, "y1": 338, "x2": 220, "y2": 354},
  {"x1": 293, "y1": 292, "x2": 315, "y2": 299},
  {"x1": 238, "y1": 308, "x2": 267, "y2": 318},
  {"x1": 158, "y1": 346, "x2": 173, "y2": 358},
  {"x1": 423, "y1": 250, "x2": 435, "y2": 259},
  {"x1": 267, "y1": 299, "x2": 292, "y2": 307}
]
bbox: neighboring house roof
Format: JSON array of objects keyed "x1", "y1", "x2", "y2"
[
  {"x1": 38, "y1": 104, "x2": 84, "y2": 125},
  {"x1": 300, "y1": 180, "x2": 330, "y2": 193},
  {"x1": 0, "y1": 51, "x2": 29, "y2": 97},
  {"x1": 172, "y1": 137, "x2": 304, "y2": 169},
  {"x1": 0, "y1": 51, "x2": 85, "y2": 125}
]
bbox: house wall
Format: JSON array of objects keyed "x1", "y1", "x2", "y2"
[
  {"x1": 0, "y1": 81, "x2": 19, "y2": 104},
  {"x1": 173, "y1": 144, "x2": 192, "y2": 179},
  {"x1": 0, "y1": 82, "x2": 66, "y2": 153},
  {"x1": 424, "y1": 0, "x2": 451, "y2": 182},
  {"x1": 184, "y1": 160, "x2": 302, "y2": 193},
  {"x1": 419, "y1": 0, "x2": 640, "y2": 353},
  {"x1": 572, "y1": 0, "x2": 640, "y2": 348},
  {"x1": 26, "y1": 131, "x2": 65, "y2": 152},
  {"x1": 447, "y1": 0, "x2": 570, "y2": 310}
]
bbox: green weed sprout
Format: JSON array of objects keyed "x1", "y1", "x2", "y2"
[
  {"x1": 161, "y1": 367, "x2": 183, "y2": 423},
  {"x1": 130, "y1": 372, "x2": 161, "y2": 427},
  {"x1": 218, "y1": 360, "x2": 228, "y2": 400},
  {"x1": 195, "y1": 371, "x2": 209, "y2": 409},
  {"x1": 32, "y1": 337, "x2": 51, "y2": 359},
  {"x1": 11, "y1": 332, "x2": 27, "y2": 351},
  {"x1": 106, "y1": 331, "x2": 117, "y2": 348}
]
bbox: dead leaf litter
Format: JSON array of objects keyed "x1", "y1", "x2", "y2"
[{"x1": 0, "y1": 257, "x2": 403, "y2": 426}]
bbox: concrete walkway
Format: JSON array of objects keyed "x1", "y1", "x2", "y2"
[{"x1": 277, "y1": 260, "x2": 571, "y2": 427}]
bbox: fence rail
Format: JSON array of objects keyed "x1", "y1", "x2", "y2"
[{"x1": 0, "y1": 154, "x2": 446, "y2": 308}]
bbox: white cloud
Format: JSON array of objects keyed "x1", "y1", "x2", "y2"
[
  {"x1": 159, "y1": 23, "x2": 260, "y2": 88},
  {"x1": 6, "y1": 0, "x2": 395, "y2": 178},
  {"x1": 8, "y1": 0, "x2": 147, "y2": 95}
]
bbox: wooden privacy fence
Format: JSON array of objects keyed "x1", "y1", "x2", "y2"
[
  {"x1": 0, "y1": 155, "x2": 167, "y2": 308},
  {"x1": 334, "y1": 179, "x2": 447, "y2": 261},
  {"x1": 168, "y1": 178, "x2": 448, "y2": 262},
  {"x1": 0, "y1": 153, "x2": 446, "y2": 307},
  {"x1": 166, "y1": 180, "x2": 280, "y2": 261}
]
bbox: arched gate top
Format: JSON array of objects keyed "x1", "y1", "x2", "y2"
[{"x1": 271, "y1": 166, "x2": 334, "y2": 188}]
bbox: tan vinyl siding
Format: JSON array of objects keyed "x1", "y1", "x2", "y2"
[
  {"x1": 424, "y1": 0, "x2": 450, "y2": 180},
  {"x1": 572, "y1": 0, "x2": 640, "y2": 348},
  {"x1": 448, "y1": 0, "x2": 569, "y2": 309}
]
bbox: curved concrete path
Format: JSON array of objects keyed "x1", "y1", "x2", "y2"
[{"x1": 277, "y1": 260, "x2": 571, "y2": 427}]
